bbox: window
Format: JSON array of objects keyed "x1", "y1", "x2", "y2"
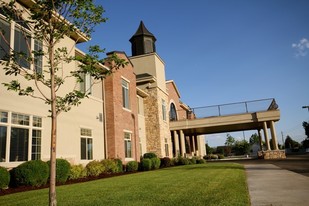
[
  {"x1": 0, "y1": 18, "x2": 10, "y2": 60},
  {"x1": 0, "y1": 111, "x2": 42, "y2": 162},
  {"x1": 165, "y1": 138, "x2": 169, "y2": 157},
  {"x1": 80, "y1": 128, "x2": 93, "y2": 160},
  {"x1": 162, "y1": 99, "x2": 166, "y2": 121},
  {"x1": 122, "y1": 79, "x2": 130, "y2": 109},
  {"x1": 31, "y1": 129, "x2": 41, "y2": 160},
  {"x1": 34, "y1": 39, "x2": 43, "y2": 74},
  {"x1": 0, "y1": 12, "x2": 43, "y2": 71},
  {"x1": 124, "y1": 132, "x2": 132, "y2": 158},
  {"x1": 14, "y1": 25, "x2": 31, "y2": 69},
  {"x1": 80, "y1": 73, "x2": 92, "y2": 94},
  {"x1": 0, "y1": 126, "x2": 7, "y2": 162},
  {"x1": 10, "y1": 127, "x2": 29, "y2": 161},
  {"x1": 170, "y1": 103, "x2": 177, "y2": 121}
]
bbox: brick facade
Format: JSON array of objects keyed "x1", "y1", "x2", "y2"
[{"x1": 104, "y1": 52, "x2": 140, "y2": 162}]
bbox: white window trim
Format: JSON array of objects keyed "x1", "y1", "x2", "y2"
[
  {"x1": 121, "y1": 77, "x2": 131, "y2": 111},
  {"x1": 124, "y1": 130, "x2": 133, "y2": 160},
  {"x1": 0, "y1": 111, "x2": 42, "y2": 164},
  {"x1": 0, "y1": 15, "x2": 42, "y2": 72},
  {"x1": 80, "y1": 127, "x2": 93, "y2": 161}
]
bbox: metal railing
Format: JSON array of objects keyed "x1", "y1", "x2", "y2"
[{"x1": 173, "y1": 98, "x2": 278, "y2": 121}]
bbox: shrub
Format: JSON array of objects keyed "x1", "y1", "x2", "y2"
[
  {"x1": 86, "y1": 160, "x2": 105, "y2": 176},
  {"x1": 177, "y1": 157, "x2": 189, "y2": 165},
  {"x1": 196, "y1": 159, "x2": 206, "y2": 164},
  {"x1": 143, "y1": 152, "x2": 157, "y2": 159},
  {"x1": 218, "y1": 154, "x2": 225, "y2": 159},
  {"x1": 140, "y1": 158, "x2": 152, "y2": 171},
  {"x1": 160, "y1": 157, "x2": 171, "y2": 168},
  {"x1": 151, "y1": 157, "x2": 161, "y2": 169},
  {"x1": 211, "y1": 154, "x2": 219, "y2": 159},
  {"x1": 47, "y1": 159, "x2": 70, "y2": 183},
  {"x1": 189, "y1": 157, "x2": 197, "y2": 164},
  {"x1": 126, "y1": 161, "x2": 138, "y2": 172},
  {"x1": 113, "y1": 158, "x2": 123, "y2": 173},
  {"x1": 69, "y1": 164, "x2": 87, "y2": 180},
  {"x1": 101, "y1": 159, "x2": 118, "y2": 173},
  {"x1": 170, "y1": 158, "x2": 177, "y2": 166},
  {"x1": 12, "y1": 160, "x2": 49, "y2": 187},
  {"x1": 0, "y1": 166, "x2": 10, "y2": 189}
]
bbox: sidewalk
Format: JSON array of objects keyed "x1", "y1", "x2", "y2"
[{"x1": 245, "y1": 164, "x2": 309, "y2": 206}]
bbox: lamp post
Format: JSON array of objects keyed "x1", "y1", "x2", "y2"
[{"x1": 302, "y1": 106, "x2": 309, "y2": 111}]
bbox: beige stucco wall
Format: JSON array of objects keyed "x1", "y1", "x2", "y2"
[
  {"x1": 130, "y1": 53, "x2": 167, "y2": 92},
  {"x1": 0, "y1": 9, "x2": 105, "y2": 168}
]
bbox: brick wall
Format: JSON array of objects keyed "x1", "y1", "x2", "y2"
[{"x1": 104, "y1": 52, "x2": 140, "y2": 162}]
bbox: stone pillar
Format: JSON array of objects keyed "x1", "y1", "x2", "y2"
[
  {"x1": 270, "y1": 121, "x2": 279, "y2": 150},
  {"x1": 258, "y1": 129, "x2": 263, "y2": 151},
  {"x1": 197, "y1": 135, "x2": 202, "y2": 156},
  {"x1": 263, "y1": 121, "x2": 271, "y2": 150},
  {"x1": 180, "y1": 130, "x2": 186, "y2": 157},
  {"x1": 173, "y1": 130, "x2": 180, "y2": 157}
]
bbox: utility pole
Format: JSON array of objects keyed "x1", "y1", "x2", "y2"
[{"x1": 281, "y1": 131, "x2": 284, "y2": 147}]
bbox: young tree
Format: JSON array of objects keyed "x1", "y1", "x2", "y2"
[
  {"x1": 284, "y1": 135, "x2": 300, "y2": 149},
  {"x1": 0, "y1": 1, "x2": 126, "y2": 205},
  {"x1": 234, "y1": 140, "x2": 250, "y2": 155},
  {"x1": 225, "y1": 133, "x2": 235, "y2": 146},
  {"x1": 249, "y1": 133, "x2": 260, "y2": 145}
]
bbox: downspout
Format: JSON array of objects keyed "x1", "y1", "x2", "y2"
[{"x1": 102, "y1": 78, "x2": 108, "y2": 159}]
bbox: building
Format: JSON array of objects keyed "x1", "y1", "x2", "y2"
[
  {"x1": 0, "y1": 0, "x2": 107, "y2": 168},
  {"x1": 0, "y1": 1, "x2": 205, "y2": 169}
]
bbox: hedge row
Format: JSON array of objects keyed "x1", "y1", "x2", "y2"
[{"x1": 0, "y1": 155, "x2": 206, "y2": 189}]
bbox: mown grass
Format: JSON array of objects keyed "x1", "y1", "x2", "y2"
[{"x1": 0, "y1": 163, "x2": 250, "y2": 206}]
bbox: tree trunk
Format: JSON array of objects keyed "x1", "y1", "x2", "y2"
[
  {"x1": 49, "y1": 40, "x2": 57, "y2": 206},
  {"x1": 49, "y1": 109, "x2": 57, "y2": 206}
]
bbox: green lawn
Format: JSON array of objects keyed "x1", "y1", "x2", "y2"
[{"x1": 0, "y1": 163, "x2": 250, "y2": 206}]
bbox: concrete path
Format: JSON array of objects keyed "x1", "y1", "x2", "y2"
[{"x1": 245, "y1": 164, "x2": 309, "y2": 206}]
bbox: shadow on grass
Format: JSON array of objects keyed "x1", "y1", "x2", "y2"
[{"x1": 165, "y1": 163, "x2": 245, "y2": 171}]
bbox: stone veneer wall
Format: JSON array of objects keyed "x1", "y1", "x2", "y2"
[
  {"x1": 144, "y1": 87, "x2": 171, "y2": 157},
  {"x1": 258, "y1": 150, "x2": 286, "y2": 159}
]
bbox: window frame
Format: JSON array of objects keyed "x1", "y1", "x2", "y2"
[
  {"x1": 122, "y1": 78, "x2": 130, "y2": 110},
  {"x1": 0, "y1": 13, "x2": 43, "y2": 72},
  {"x1": 124, "y1": 131, "x2": 132, "y2": 159},
  {"x1": 80, "y1": 128, "x2": 93, "y2": 160},
  {"x1": 162, "y1": 99, "x2": 167, "y2": 121},
  {"x1": 0, "y1": 111, "x2": 42, "y2": 163}
]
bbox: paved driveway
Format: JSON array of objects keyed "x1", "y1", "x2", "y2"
[
  {"x1": 230, "y1": 153, "x2": 309, "y2": 177},
  {"x1": 209, "y1": 153, "x2": 309, "y2": 206}
]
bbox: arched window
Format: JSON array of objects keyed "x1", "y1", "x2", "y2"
[{"x1": 170, "y1": 103, "x2": 177, "y2": 121}]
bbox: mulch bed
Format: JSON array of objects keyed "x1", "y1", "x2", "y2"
[{"x1": 0, "y1": 172, "x2": 136, "y2": 196}]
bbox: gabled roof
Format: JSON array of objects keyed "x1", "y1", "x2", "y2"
[
  {"x1": 166, "y1": 80, "x2": 181, "y2": 98},
  {"x1": 129, "y1": 21, "x2": 156, "y2": 42}
]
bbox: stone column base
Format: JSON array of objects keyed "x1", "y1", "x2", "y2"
[{"x1": 258, "y1": 150, "x2": 286, "y2": 159}]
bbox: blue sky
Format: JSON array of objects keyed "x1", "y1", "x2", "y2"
[{"x1": 78, "y1": 0, "x2": 309, "y2": 147}]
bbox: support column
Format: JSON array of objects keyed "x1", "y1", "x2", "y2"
[
  {"x1": 263, "y1": 121, "x2": 271, "y2": 150},
  {"x1": 180, "y1": 130, "x2": 186, "y2": 157},
  {"x1": 192, "y1": 135, "x2": 196, "y2": 156},
  {"x1": 197, "y1": 135, "x2": 202, "y2": 156},
  {"x1": 173, "y1": 131, "x2": 180, "y2": 157},
  {"x1": 270, "y1": 121, "x2": 279, "y2": 150},
  {"x1": 258, "y1": 129, "x2": 263, "y2": 151}
]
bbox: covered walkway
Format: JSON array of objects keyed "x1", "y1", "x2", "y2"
[{"x1": 169, "y1": 98, "x2": 281, "y2": 157}]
